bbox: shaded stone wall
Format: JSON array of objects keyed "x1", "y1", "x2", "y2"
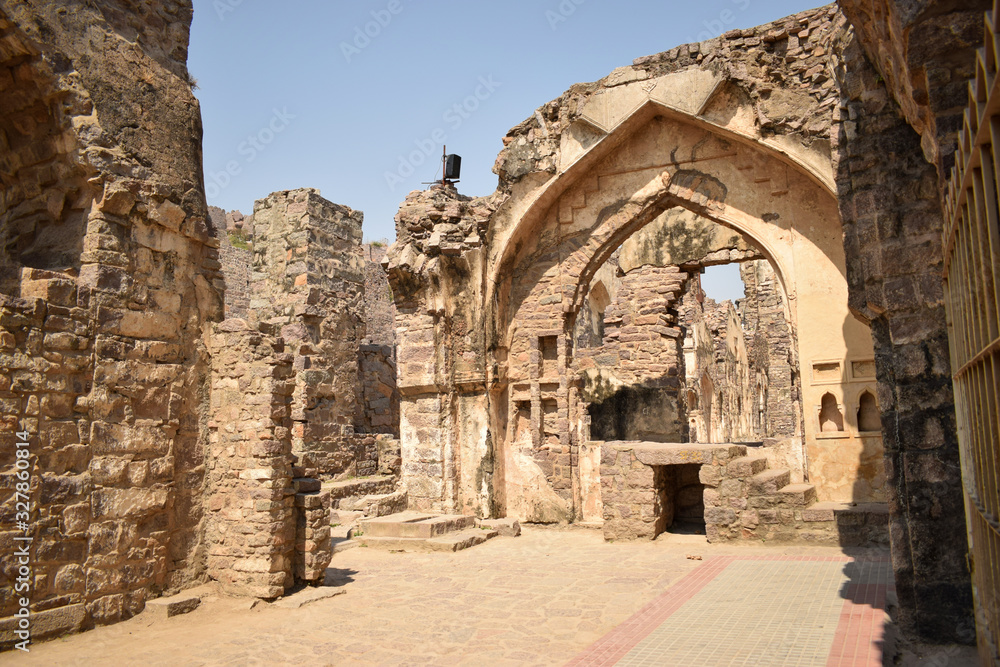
[
  {"x1": 209, "y1": 206, "x2": 251, "y2": 319},
  {"x1": 363, "y1": 242, "x2": 396, "y2": 347},
  {"x1": 837, "y1": 0, "x2": 989, "y2": 178},
  {"x1": 832, "y1": 25, "x2": 973, "y2": 642},
  {"x1": 358, "y1": 344, "x2": 399, "y2": 437}
]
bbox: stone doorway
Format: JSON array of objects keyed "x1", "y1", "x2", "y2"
[{"x1": 654, "y1": 463, "x2": 705, "y2": 536}]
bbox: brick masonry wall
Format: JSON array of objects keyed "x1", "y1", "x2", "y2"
[
  {"x1": 837, "y1": 0, "x2": 989, "y2": 179},
  {"x1": 358, "y1": 344, "x2": 399, "y2": 437},
  {"x1": 205, "y1": 320, "x2": 330, "y2": 597},
  {"x1": 739, "y1": 260, "x2": 799, "y2": 438},
  {"x1": 205, "y1": 321, "x2": 296, "y2": 598},
  {"x1": 362, "y1": 243, "x2": 396, "y2": 347},
  {"x1": 580, "y1": 265, "x2": 689, "y2": 443},
  {"x1": 210, "y1": 206, "x2": 251, "y2": 320}
]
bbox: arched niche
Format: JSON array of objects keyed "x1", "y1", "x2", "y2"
[
  {"x1": 857, "y1": 390, "x2": 881, "y2": 432},
  {"x1": 819, "y1": 392, "x2": 845, "y2": 432}
]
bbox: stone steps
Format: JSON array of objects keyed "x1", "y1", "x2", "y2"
[
  {"x1": 727, "y1": 455, "x2": 769, "y2": 477},
  {"x1": 802, "y1": 501, "x2": 890, "y2": 547},
  {"x1": 361, "y1": 511, "x2": 476, "y2": 538},
  {"x1": 749, "y1": 468, "x2": 791, "y2": 494},
  {"x1": 357, "y1": 527, "x2": 499, "y2": 553},
  {"x1": 338, "y1": 490, "x2": 407, "y2": 517},
  {"x1": 353, "y1": 511, "x2": 498, "y2": 552},
  {"x1": 323, "y1": 475, "x2": 397, "y2": 510},
  {"x1": 702, "y1": 449, "x2": 888, "y2": 545},
  {"x1": 778, "y1": 483, "x2": 818, "y2": 507}
]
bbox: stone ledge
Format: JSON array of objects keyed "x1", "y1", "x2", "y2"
[
  {"x1": 0, "y1": 603, "x2": 87, "y2": 649},
  {"x1": 143, "y1": 593, "x2": 201, "y2": 619}
]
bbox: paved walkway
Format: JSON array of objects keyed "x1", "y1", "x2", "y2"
[{"x1": 8, "y1": 527, "x2": 901, "y2": 665}]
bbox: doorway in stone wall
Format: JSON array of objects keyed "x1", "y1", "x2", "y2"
[{"x1": 654, "y1": 463, "x2": 706, "y2": 535}]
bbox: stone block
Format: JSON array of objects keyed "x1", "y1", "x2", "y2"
[
  {"x1": 477, "y1": 518, "x2": 521, "y2": 537},
  {"x1": 143, "y1": 593, "x2": 201, "y2": 619},
  {"x1": 699, "y1": 465, "x2": 723, "y2": 487},
  {"x1": 704, "y1": 507, "x2": 737, "y2": 525},
  {"x1": 0, "y1": 602, "x2": 87, "y2": 647}
]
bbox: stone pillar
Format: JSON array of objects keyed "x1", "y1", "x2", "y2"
[
  {"x1": 205, "y1": 320, "x2": 296, "y2": 598},
  {"x1": 293, "y1": 480, "x2": 331, "y2": 583},
  {"x1": 250, "y1": 188, "x2": 366, "y2": 477},
  {"x1": 386, "y1": 185, "x2": 492, "y2": 515}
]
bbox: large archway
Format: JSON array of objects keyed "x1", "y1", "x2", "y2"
[{"x1": 484, "y1": 106, "x2": 880, "y2": 523}]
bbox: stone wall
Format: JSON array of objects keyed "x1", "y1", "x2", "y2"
[
  {"x1": 204, "y1": 320, "x2": 330, "y2": 598},
  {"x1": 209, "y1": 206, "x2": 251, "y2": 319},
  {"x1": 837, "y1": 0, "x2": 989, "y2": 178},
  {"x1": 0, "y1": 0, "x2": 225, "y2": 643},
  {"x1": 387, "y1": 5, "x2": 878, "y2": 526},
  {"x1": 358, "y1": 344, "x2": 399, "y2": 437},
  {"x1": 832, "y1": 21, "x2": 972, "y2": 642},
  {"x1": 738, "y1": 260, "x2": 799, "y2": 438},
  {"x1": 205, "y1": 321, "x2": 295, "y2": 598},
  {"x1": 363, "y1": 242, "x2": 396, "y2": 347},
  {"x1": 250, "y1": 189, "x2": 366, "y2": 476},
  {"x1": 601, "y1": 440, "x2": 889, "y2": 545},
  {"x1": 581, "y1": 265, "x2": 690, "y2": 443},
  {"x1": 379, "y1": 0, "x2": 974, "y2": 646}
]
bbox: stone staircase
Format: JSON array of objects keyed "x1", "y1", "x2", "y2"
[
  {"x1": 352, "y1": 511, "x2": 501, "y2": 552},
  {"x1": 324, "y1": 475, "x2": 407, "y2": 521},
  {"x1": 600, "y1": 441, "x2": 889, "y2": 545},
  {"x1": 707, "y1": 447, "x2": 887, "y2": 545}
]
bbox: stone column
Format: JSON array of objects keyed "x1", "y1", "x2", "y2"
[
  {"x1": 250, "y1": 188, "x2": 366, "y2": 477},
  {"x1": 205, "y1": 320, "x2": 296, "y2": 598},
  {"x1": 386, "y1": 185, "x2": 492, "y2": 515}
]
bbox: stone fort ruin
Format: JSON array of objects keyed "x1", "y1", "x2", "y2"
[{"x1": 0, "y1": 0, "x2": 998, "y2": 663}]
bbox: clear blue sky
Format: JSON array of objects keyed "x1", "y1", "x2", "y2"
[{"x1": 189, "y1": 0, "x2": 818, "y2": 300}]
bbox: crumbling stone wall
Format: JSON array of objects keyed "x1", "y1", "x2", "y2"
[
  {"x1": 363, "y1": 242, "x2": 396, "y2": 347},
  {"x1": 581, "y1": 265, "x2": 690, "y2": 443},
  {"x1": 386, "y1": 184, "x2": 493, "y2": 515},
  {"x1": 204, "y1": 319, "x2": 331, "y2": 597},
  {"x1": 358, "y1": 344, "x2": 399, "y2": 437},
  {"x1": 837, "y1": 0, "x2": 989, "y2": 178},
  {"x1": 688, "y1": 294, "x2": 756, "y2": 443},
  {"x1": 210, "y1": 206, "x2": 251, "y2": 319},
  {"x1": 205, "y1": 321, "x2": 296, "y2": 598},
  {"x1": 384, "y1": 1, "x2": 979, "y2": 645},
  {"x1": 0, "y1": 1, "x2": 398, "y2": 648},
  {"x1": 0, "y1": 0, "x2": 224, "y2": 641},
  {"x1": 738, "y1": 260, "x2": 799, "y2": 438},
  {"x1": 388, "y1": 5, "x2": 876, "y2": 527},
  {"x1": 250, "y1": 189, "x2": 366, "y2": 477}
]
